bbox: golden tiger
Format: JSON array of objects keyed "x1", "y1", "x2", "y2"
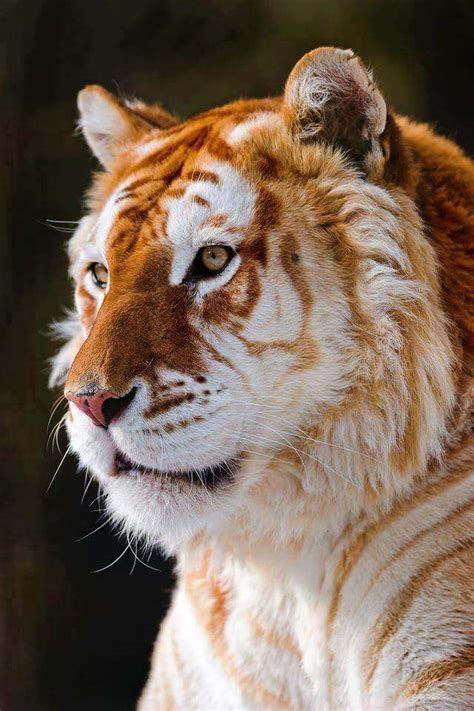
[{"x1": 52, "y1": 48, "x2": 474, "y2": 709}]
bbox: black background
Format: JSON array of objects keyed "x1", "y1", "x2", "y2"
[{"x1": 1, "y1": 1, "x2": 474, "y2": 709}]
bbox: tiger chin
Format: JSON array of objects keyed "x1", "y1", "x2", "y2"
[{"x1": 52, "y1": 47, "x2": 473, "y2": 709}]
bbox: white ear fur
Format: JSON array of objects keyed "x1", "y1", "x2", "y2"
[
  {"x1": 283, "y1": 47, "x2": 387, "y2": 178},
  {"x1": 77, "y1": 85, "x2": 150, "y2": 169}
]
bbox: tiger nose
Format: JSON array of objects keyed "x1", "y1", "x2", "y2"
[{"x1": 66, "y1": 387, "x2": 137, "y2": 428}]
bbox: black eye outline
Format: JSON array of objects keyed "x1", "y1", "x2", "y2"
[
  {"x1": 89, "y1": 262, "x2": 109, "y2": 289},
  {"x1": 184, "y1": 245, "x2": 235, "y2": 284}
]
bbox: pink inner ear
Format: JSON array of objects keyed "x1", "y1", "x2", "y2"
[{"x1": 284, "y1": 48, "x2": 386, "y2": 136}]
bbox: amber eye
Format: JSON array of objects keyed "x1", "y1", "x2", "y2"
[
  {"x1": 197, "y1": 245, "x2": 233, "y2": 277},
  {"x1": 89, "y1": 262, "x2": 109, "y2": 289}
]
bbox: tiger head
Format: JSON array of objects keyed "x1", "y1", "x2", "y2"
[{"x1": 53, "y1": 48, "x2": 455, "y2": 554}]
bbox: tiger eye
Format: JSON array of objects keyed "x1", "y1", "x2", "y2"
[
  {"x1": 90, "y1": 262, "x2": 109, "y2": 289},
  {"x1": 200, "y1": 245, "x2": 232, "y2": 273}
]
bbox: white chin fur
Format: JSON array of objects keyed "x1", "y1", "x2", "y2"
[
  {"x1": 103, "y1": 473, "x2": 240, "y2": 556},
  {"x1": 65, "y1": 404, "x2": 249, "y2": 554}
]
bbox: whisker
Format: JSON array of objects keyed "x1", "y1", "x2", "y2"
[
  {"x1": 128, "y1": 535, "x2": 138, "y2": 575},
  {"x1": 46, "y1": 444, "x2": 72, "y2": 493},
  {"x1": 92, "y1": 544, "x2": 129, "y2": 573},
  {"x1": 248, "y1": 419, "x2": 311, "y2": 482},
  {"x1": 45, "y1": 218, "x2": 80, "y2": 224},
  {"x1": 81, "y1": 472, "x2": 95, "y2": 505},
  {"x1": 41, "y1": 220, "x2": 77, "y2": 234},
  {"x1": 141, "y1": 390, "x2": 377, "y2": 465},
  {"x1": 88, "y1": 481, "x2": 106, "y2": 513},
  {"x1": 231, "y1": 428, "x2": 360, "y2": 489},
  {"x1": 47, "y1": 394, "x2": 67, "y2": 430},
  {"x1": 127, "y1": 533, "x2": 161, "y2": 573},
  {"x1": 47, "y1": 412, "x2": 68, "y2": 452},
  {"x1": 221, "y1": 398, "x2": 381, "y2": 463},
  {"x1": 136, "y1": 405, "x2": 360, "y2": 485},
  {"x1": 42, "y1": 218, "x2": 80, "y2": 234},
  {"x1": 75, "y1": 518, "x2": 110, "y2": 542}
]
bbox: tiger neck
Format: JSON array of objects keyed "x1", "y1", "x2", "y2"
[
  {"x1": 178, "y1": 449, "x2": 472, "y2": 683},
  {"x1": 180, "y1": 413, "x2": 473, "y2": 596},
  {"x1": 178, "y1": 356, "x2": 472, "y2": 605}
]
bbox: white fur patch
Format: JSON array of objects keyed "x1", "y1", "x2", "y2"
[
  {"x1": 133, "y1": 136, "x2": 168, "y2": 158},
  {"x1": 166, "y1": 159, "x2": 257, "y2": 292},
  {"x1": 226, "y1": 112, "x2": 281, "y2": 146}
]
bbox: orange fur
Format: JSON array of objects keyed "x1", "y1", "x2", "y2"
[{"x1": 53, "y1": 47, "x2": 473, "y2": 709}]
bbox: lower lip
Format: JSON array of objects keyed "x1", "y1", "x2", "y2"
[{"x1": 113, "y1": 452, "x2": 238, "y2": 488}]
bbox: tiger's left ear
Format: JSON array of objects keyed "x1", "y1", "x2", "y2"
[
  {"x1": 78, "y1": 85, "x2": 177, "y2": 170},
  {"x1": 283, "y1": 47, "x2": 388, "y2": 180}
]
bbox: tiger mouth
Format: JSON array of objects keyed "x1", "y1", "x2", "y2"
[{"x1": 113, "y1": 450, "x2": 238, "y2": 488}]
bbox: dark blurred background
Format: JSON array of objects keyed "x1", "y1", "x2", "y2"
[{"x1": 1, "y1": 1, "x2": 473, "y2": 709}]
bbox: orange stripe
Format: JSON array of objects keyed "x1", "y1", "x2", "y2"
[
  {"x1": 325, "y1": 463, "x2": 474, "y2": 703},
  {"x1": 185, "y1": 570, "x2": 291, "y2": 708},
  {"x1": 325, "y1": 526, "x2": 369, "y2": 705},
  {"x1": 170, "y1": 630, "x2": 198, "y2": 709},
  {"x1": 401, "y1": 645, "x2": 474, "y2": 699},
  {"x1": 248, "y1": 613, "x2": 301, "y2": 660},
  {"x1": 363, "y1": 534, "x2": 474, "y2": 690},
  {"x1": 355, "y1": 496, "x2": 474, "y2": 612},
  {"x1": 183, "y1": 169, "x2": 220, "y2": 184}
]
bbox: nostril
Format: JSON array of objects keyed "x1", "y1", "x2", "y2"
[
  {"x1": 66, "y1": 387, "x2": 137, "y2": 427},
  {"x1": 102, "y1": 387, "x2": 137, "y2": 426}
]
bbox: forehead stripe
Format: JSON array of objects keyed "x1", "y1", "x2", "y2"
[
  {"x1": 124, "y1": 176, "x2": 164, "y2": 193},
  {"x1": 183, "y1": 169, "x2": 220, "y2": 185},
  {"x1": 192, "y1": 195, "x2": 210, "y2": 208}
]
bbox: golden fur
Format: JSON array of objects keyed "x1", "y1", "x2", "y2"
[{"x1": 52, "y1": 47, "x2": 473, "y2": 709}]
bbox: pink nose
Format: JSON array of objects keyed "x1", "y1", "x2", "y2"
[{"x1": 66, "y1": 388, "x2": 136, "y2": 427}]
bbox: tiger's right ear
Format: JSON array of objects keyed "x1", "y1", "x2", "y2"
[
  {"x1": 77, "y1": 85, "x2": 176, "y2": 170},
  {"x1": 283, "y1": 47, "x2": 387, "y2": 180}
]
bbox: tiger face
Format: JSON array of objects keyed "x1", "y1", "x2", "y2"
[{"x1": 54, "y1": 48, "x2": 455, "y2": 554}]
